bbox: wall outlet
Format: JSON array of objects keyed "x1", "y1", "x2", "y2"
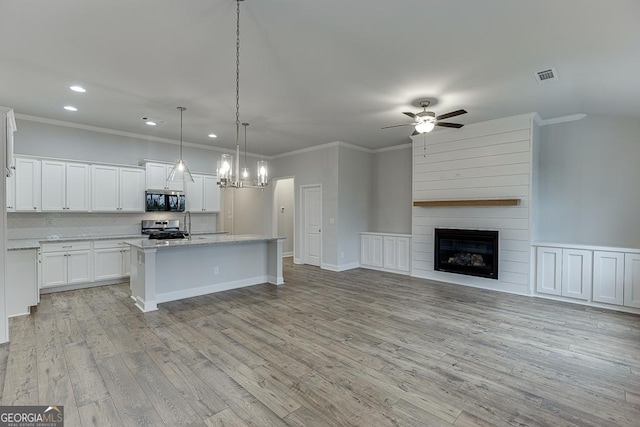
[
  {"x1": 46, "y1": 218, "x2": 53, "y2": 226},
  {"x1": 213, "y1": 266, "x2": 219, "y2": 275}
]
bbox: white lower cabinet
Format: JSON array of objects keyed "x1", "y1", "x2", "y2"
[
  {"x1": 536, "y1": 247, "x2": 562, "y2": 296},
  {"x1": 593, "y1": 251, "x2": 625, "y2": 305},
  {"x1": 361, "y1": 234, "x2": 383, "y2": 268},
  {"x1": 537, "y1": 247, "x2": 590, "y2": 300},
  {"x1": 93, "y1": 240, "x2": 131, "y2": 281},
  {"x1": 535, "y1": 244, "x2": 640, "y2": 311},
  {"x1": 40, "y1": 239, "x2": 132, "y2": 290},
  {"x1": 624, "y1": 253, "x2": 640, "y2": 308},
  {"x1": 561, "y1": 249, "x2": 591, "y2": 300},
  {"x1": 40, "y1": 241, "x2": 92, "y2": 288},
  {"x1": 361, "y1": 233, "x2": 410, "y2": 274}
]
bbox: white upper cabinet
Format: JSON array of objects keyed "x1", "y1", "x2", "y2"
[
  {"x1": 145, "y1": 162, "x2": 183, "y2": 191},
  {"x1": 92, "y1": 165, "x2": 144, "y2": 212},
  {"x1": 66, "y1": 162, "x2": 91, "y2": 211},
  {"x1": 185, "y1": 173, "x2": 220, "y2": 212},
  {"x1": 119, "y1": 167, "x2": 144, "y2": 211},
  {"x1": 185, "y1": 174, "x2": 204, "y2": 211},
  {"x1": 14, "y1": 157, "x2": 41, "y2": 211},
  {"x1": 41, "y1": 160, "x2": 66, "y2": 210},
  {"x1": 203, "y1": 175, "x2": 220, "y2": 212},
  {"x1": 91, "y1": 165, "x2": 119, "y2": 211},
  {"x1": 41, "y1": 160, "x2": 90, "y2": 211}
]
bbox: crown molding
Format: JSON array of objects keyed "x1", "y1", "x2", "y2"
[
  {"x1": 537, "y1": 113, "x2": 587, "y2": 126},
  {"x1": 14, "y1": 113, "x2": 265, "y2": 157},
  {"x1": 373, "y1": 142, "x2": 412, "y2": 153},
  {"x1": 271, "y1": 140, "x2": 373, "y2": 159}
]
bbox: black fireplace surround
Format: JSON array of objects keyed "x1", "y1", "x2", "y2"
[{"x1": 434, "y1": 228, "x2": 499, "y2": 279}]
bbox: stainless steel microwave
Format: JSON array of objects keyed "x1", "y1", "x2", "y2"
[{"x1": 145, "y1": 190, "x2": 185, "y2": 212}]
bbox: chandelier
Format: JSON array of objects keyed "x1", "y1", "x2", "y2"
[{"x1": 218, "y1": 0, "x2": 268, "y2": 189}]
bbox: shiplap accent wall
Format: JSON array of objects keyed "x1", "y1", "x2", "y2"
[{"x1": 412, "y1": 114, "x2": 536, "y2": 295}]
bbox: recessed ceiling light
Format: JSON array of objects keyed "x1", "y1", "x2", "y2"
[
  {"x1": 63, "y1": 105, "x2": 78, "y2": 112},
  {"x1": 70, "y1": 85, "x2": 86, "y2": 93},
  {"x1": 208, "y1": 133, "x2": 217, "y2": 138},
  {"x1": 145, "y1": 121, "x2": 157, "y2": 126}
]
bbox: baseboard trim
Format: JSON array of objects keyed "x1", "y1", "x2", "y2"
[
  {"x1": 155, "y1": 275, "x2": 268, "y2": 304},
  {"x1": 321, "y1": 262, "x2": 360, "y2": 272}
]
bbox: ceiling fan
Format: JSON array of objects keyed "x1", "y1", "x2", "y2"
[{"x1": 382, "y1": 100, "x2": 467, "y2": 135}]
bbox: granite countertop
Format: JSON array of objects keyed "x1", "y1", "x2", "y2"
[
  {"x1": 7, "y1": 231, "x2": 228, "y2": 250},
  {"x1": 124, "y1": 234, "x2": 284, "y2": 250}
]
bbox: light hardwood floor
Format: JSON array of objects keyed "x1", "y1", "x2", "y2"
[{"x1": 2, "y1": 258, "x2": 640, "y2": 426}]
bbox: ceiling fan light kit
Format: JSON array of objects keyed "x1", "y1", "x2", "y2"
[
  {"x1": 382, "y1": 99, "x2": 467, "y2": 135},
  {"x1": 217, "y1": 0, "x2": 268, "y2": 190}
]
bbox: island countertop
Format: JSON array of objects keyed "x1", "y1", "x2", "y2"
[
  {"x1": 124, "y1": 234, "x2": 284, "y2": 250},
  {"x1": 128, "y1": 233, "x2": 285, "y2": 312}
]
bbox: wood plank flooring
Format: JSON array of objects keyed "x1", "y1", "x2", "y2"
[{"x1": 2, "y1": 258, "x2": 640, "y2": 426}]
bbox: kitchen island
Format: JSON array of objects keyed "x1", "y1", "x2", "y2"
[{"x1": 125, "y1": 234, "x2": 285, "y2": 312}]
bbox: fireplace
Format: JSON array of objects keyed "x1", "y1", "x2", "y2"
[{"x1": 434, "y1": 229, "x2": 498, "y2": 279}]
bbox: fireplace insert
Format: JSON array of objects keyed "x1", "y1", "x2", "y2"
[{"x1": 434, "y1": 228, "x2": 498, "y2": 279}]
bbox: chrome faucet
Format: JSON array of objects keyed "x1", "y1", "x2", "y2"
[{"x1": 183, "y1": 211, "x2": 192, "y2": 239}]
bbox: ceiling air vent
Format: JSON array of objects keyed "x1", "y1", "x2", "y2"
[{"x1": 534, "y1": 67, "x2": 558, "y2": 83}]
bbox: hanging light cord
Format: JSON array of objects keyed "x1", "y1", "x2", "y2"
[
  {"x1": 235, "y1": 0, "x2": 241, "y2": 152},
  {"x1": 178, "y1": 106, "x2": 186, "y2": 159}
]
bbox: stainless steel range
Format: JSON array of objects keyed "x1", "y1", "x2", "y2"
[{"x1": 141, "y1": 220, "x2": 188, "y2": 240}]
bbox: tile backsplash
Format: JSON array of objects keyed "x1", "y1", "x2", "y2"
[{"x1": 7, "y1": 212, "x2": 219, "y2": 240}]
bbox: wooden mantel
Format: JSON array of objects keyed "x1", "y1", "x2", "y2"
[{"x1": 413, "y1": 199, "x2": 520, "y2": 207}]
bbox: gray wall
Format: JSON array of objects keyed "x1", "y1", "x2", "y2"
[
  {"x1": 231, "y1": 186, "x2": 271, "y2": 235},
  {"x1": 338, "y1": 146, "x2": 373, "y2": 266},
  {"x1": 270, "y1": 145, "x2": 339, "y2": 267},
  {"x1": 537, "y1": 115, "x2": 640, "y2": 247},
  {"x1": 371, "y1": 146, "x2": 412, "y2": 233}
]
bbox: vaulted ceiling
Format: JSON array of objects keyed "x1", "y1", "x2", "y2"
[{"x1": 1, "y1": 0, "x2": 638, "y2": 156}]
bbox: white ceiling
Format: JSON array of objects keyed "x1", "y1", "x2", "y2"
[{"x1": 1, "y1": 0, "x2": 639, "y2": 156}]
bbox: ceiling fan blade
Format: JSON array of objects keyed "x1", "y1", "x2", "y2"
[
  {"x1": 436, "y1": 109, "x2": 467, "y2": 120},
  {"x1": 403, "y1": 112, "x2": 417, "y2": 119},
  {"x1": 411, "y1": 130, "x2": 420, "y2": 136},
  {"x1": 381, "y1": 123, "x2": 414, "y2": 129},
  {"x1": 436, "y1": 122, "x2": 464, "y2": 128}
]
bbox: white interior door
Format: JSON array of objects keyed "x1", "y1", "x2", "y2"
[{"x1": 303, "y1": 185, "x2": 321, "y2": 266}]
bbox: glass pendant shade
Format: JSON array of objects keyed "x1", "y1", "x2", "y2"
[
  {"x1": 167, "y1": 106, "x2": 194, "y2": 183},
  {"x1": 241, "y1": 167, "x2": 250, "y2": 179},
  {"x1": 257, "y1": 160, "x2": 268, "y2": 186},
  {"x1": 167, "y1": 159, "x2": 194, "y2": 183},
  {"x1": 218, "y1": 154, "x2": 233, "y2": 182},
  {"x1": 415, "y1": 121, "x2": 435, "y2": 134}
]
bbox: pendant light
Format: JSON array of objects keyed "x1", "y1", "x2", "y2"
[
  {"x1": 241, "y1": 122, "x2": 250, "y2": 179},
  {"x1": 167, "y1": 106, "x2": 195, "y2": 183},
  {"x1": 217, "y1": 0, "x2": 268, "y2": 189}
]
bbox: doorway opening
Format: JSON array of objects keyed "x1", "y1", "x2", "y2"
[{"x1": 273, "y1": 177, "x2": 295, "y2": 258}]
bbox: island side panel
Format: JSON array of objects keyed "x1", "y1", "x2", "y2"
[
  {"x1": 154, "y1": 241, "x2": 270, "y2": 303},
  {"x1": 130, "y1": 247, "x2": 158, "y2": 312},
  {"x1": 268, "y1": 239, "x2": 284, "y2": 285}
]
